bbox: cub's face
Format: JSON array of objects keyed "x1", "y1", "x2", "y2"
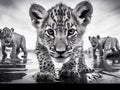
[
  {"x1": 89, "y1": 36, "x2": 99, "y2": 49},
  {"x1": 0, "y1": 27, "x2": 14, "y2": 46},
  {"x1": 29, "y1": 1, "x2": 93, "y2": 62}
]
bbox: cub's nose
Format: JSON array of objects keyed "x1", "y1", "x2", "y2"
[
  {"x1": 55, "y1": 41, "x2": 66, "y2": 54},
  {"x1": 55, "y1": 45, "x2": 72, "y2": 55},
  {"x1": 55, "y1": 44, "x2": 66, "y2": 55},
  {"x1": 5, "y1": 40, "x2": 10, "y2": 43}
]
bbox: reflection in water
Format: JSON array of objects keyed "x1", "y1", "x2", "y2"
[
  {"x1": 0, "y1": 54, "x2": 28, "y2": 82},
  {"x1": 1, "y1": 51, "x2": 120, "y2": 83},
  {"x1": 0, "y1": 72, "x2": 26, "y2": 82},
  {"x1": 0, "y1": 63, "x2": 27, "y2": 82},
  {"x1": 0, "y1": 51, "x2": 38, "y2": 83}
]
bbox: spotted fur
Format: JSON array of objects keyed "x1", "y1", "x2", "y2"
[{"x1": 29, "y1": 1, "x2": 93, "y2": 83}]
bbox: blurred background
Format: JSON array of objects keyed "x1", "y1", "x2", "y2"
[{"x1": 0, "y1": 0, "x2": 120, "y2": 50}]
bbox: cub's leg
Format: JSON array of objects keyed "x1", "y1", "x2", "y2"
[
  {"x1": 77, "y1": 47, "x2": 94, "y2": 83},
  {"x1": 59, "y1": 58, "x2": 81, "y2": 83},
  {"x1": 21, "y1": 36, "x2": 28, "y2": 63},
  {"x1": 93, "y1": 49, "x2": 97, "y2": 68},
  {"x1": 1, "y1": 46, "x2": 7, "y2": 62},
  {"x1": 59, "y1": 46, "x2": 93, "y2": 83},
  {"x1": 59, "y1": 46, "x2": 79, "y2": 83},
  {"x1": 16, "y1": 48, "x2": 20, "y2": 59},
  {"x1": 33, "y1": 44, "x2": 56, "y2": 82},
  {"x1": 115, "y1": 39, "x2": 120, "y2": 63},
  {"x1": 78, "y1": 47, "x2": 102, "y2": 83},
  {"x1": 10, "y1": 43, "x2": 17, "y2": 59},
  {"x1": 78, "y1": 55, "x2": 89, "y2": 83},
  {"x1": 100, "y1": 50, "x2": 114, "y2": 72},
  {"x1": 13, "y1": 48, "x2": 23, "y2": 63},
  {"x1": 21, "y1": 37, "x2": 27, "y2": 58}
]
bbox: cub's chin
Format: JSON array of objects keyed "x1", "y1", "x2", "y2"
[
  {"x1": 52, "y1": 56, "x2": 70, "y2": 63},
  {"x1": 55, "y1": 56, "x2": 68, "y2": 63}
]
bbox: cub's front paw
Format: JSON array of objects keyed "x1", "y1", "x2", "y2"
[
  {"x1": 87, "y1": 72, "x2": 102, "y2": 83},
  {"x1": 59, "y1": 70, "x2": 81, "y2": 83},
  {"x1": 32, "y1": 72, "x2": 56, "y2": 83}
]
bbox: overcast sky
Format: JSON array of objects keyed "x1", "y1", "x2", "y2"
[{"x1": 0, "y1": 0, "x2": 120, "y2": 50}]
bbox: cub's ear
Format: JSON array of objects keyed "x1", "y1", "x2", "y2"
[
  {"x1": 0, "y1": 29, "x2": 3, "y2": 39},
  {"x1": 88, "y1": 36, "x2": 91, "y2": 40},
  {"x1": 96, "y1": 35, "x2": 100, "y2": 39},
  {"x1": 11, "y1": 28, "x2": 14, "y2": 32},
  {"x1": 0, "y1": 29, "x2": 2, "y2": 33},
  {"x1": 107, "y1": 36, "x2": 110, "y2": 38},
  {"x1": 73, "y1": 1, "x2": 93, "y2": 26},
  {"x1": 29, "y1": 4, "x2": 48, "y2": 28}
]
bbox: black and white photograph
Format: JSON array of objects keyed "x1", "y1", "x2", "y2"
[{"x1": 0, "y1": 0, "x2": 120, "y2": 84}]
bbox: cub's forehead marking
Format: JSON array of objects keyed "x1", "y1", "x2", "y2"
[
  {"x1": 43, "y1": 3, "x2": 79, "y2": 33},
  {"x1": 2, "y1": 29, "x2": 12, "y2": 36},
  {"x1": 47, "y1": 3, "x2": 74, "y2": 28}
]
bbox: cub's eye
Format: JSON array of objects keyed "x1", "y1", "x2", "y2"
[
  {"x1": 68, "y1": 29, "x2": 76, "y2": 36},
  {"x1": 46, "y1": 29, "x2": 54, "y2": 36}
]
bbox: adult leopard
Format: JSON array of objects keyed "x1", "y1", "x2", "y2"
[{"x1": 29, "y1": 1, "x2": 96, "y2": 83}]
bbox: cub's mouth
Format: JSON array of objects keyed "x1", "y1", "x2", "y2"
[
  {"x1": 55, "y1": 56, "x2": 67, "y2": 63},
  {"x1": 50, "y1": 51, "x2": 71, "y2": 63}
]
